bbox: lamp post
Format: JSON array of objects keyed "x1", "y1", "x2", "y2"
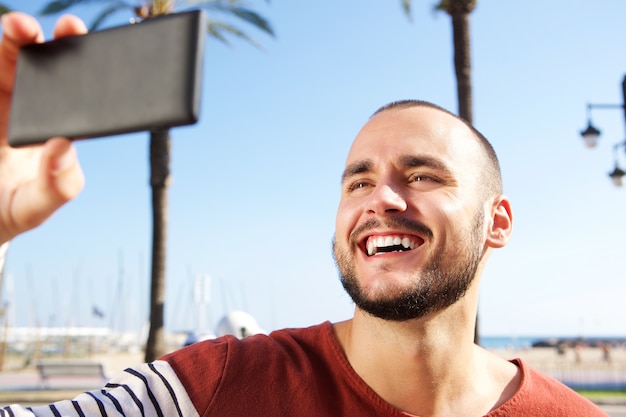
[{"x1": 580, "y1": 75, "x2": 626, "y2": 186}]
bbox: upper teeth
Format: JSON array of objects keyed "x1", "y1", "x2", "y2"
[{"x1": 366, "y1": 235, "x2": 417, "y2": 256}]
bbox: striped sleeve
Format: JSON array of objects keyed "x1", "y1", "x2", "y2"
[{"x1": 0, "y1": 360, "x2": 199, "y2": 417}]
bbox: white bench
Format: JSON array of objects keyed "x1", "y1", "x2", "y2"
[{"x1": 36, "y1": 360, "x2": 107, "y2": 386}]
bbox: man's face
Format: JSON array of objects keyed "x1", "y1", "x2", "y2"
[{"x1": 333, "y1": 106, "x2": 490, "y2": 321}]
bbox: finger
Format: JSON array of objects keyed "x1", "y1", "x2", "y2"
[
  {"x1": 0, "y1": 13, "x2": 44, "y2": 142},
  {"x1": 10, "y1": 138, "x2": 84, "y2": 236},
  {"x1": 52, "y1": 14, "x2": 88, "y2": 39},
  {"x1": 0, "y1": 12, "x2": 43, "y2": 95},
  {"x1": 40, "y1": 137, "x2": 85, "y2": 200}
]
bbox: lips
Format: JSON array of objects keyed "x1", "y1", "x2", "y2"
[{"x1": 365, "y1": 234, "x2": 423, "y2": 256}]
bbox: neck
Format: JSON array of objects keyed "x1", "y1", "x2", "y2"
[{"x1": 333, "y1": 295, "x2": 519, "y2": 416}]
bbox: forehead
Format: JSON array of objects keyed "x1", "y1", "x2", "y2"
[{"x1": 346, "y1": 106, "x2": 484, "y2": 170}]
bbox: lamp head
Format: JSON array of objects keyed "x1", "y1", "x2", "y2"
[
  {"x1": 580, "y1": 121, "x2": 601, "y2": 148},
  {"x1": 608, "y1": 165, "x2": 626, "y2": 187}
]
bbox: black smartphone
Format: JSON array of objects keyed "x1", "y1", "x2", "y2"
[{"x1": 8, "y1": 10, "x2": 206, "y2": 147}]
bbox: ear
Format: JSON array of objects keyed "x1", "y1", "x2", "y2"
[{"x1": 485, "y1": 195, "x2": 513, "y2": 249}]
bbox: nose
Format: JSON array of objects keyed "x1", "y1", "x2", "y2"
[{"x1": 365, "y1": 183, "x2": 408, "y2": 214}]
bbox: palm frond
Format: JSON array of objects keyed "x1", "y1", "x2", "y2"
[
  {"x1": 39, "y1": 0, "x2": 134, "y2": 16},
  {"x1": 434, "y1": 0, "x2": 447, "y2": 11},
  {"x1": 39, "y1": 0, "x2": 93, "y2": 15},
  {"x1": 151, "y1": 0, "x2": 175, "y2": 15},
  {"x1": 230, "y1": 6, "x2": 274, "y2": 36},
  {"x1": 0, "y1": 5, "x2": 11, "y2": 15},
  {"x1": 196, "y1": 3, "x2": 274, "y2": 37},
  {"x1": 207, "y1": 19, "x2": 264, "y2": 50},
  {"x1": 206, "y1": 20, "x2": 233, "y2": 46},
  {"x1": 89, "y1": 4, "x2": 131, "y2": 30},
  {"x1": 434, "y1": 0, "x2": 477, "y2": 14},
  {"x1": 401, "y1": 0, "x2": 412, "y2": 20}
]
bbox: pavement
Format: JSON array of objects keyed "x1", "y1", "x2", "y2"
[
  {"x1": 0, "y1": 351, "x2": 142, "y2": 407},
  {"x1": 0, "y1": 350, "x2": 625, "y2": 416},
  {"x1": 1, "y1": 370, "x2": 625, "y2": 415}
]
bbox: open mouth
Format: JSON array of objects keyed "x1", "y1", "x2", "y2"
[{"x1": 365, "y1": 235, "x2": 423, "y2": 256}]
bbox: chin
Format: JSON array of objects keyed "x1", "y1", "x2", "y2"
[
  {"x1": 351, "y1": 274, "x2": 417, "y2": 303},
  {"x1": 360, "y1": 268, "x2": 420, "y2": 292}
]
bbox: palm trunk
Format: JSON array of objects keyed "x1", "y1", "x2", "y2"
[
  {"x1": 449, "y1": 4, "x2": 478, "y2": 345},
  {"x1": 145, "y1": 129, "x2": 170, "y2": 362},
  {"x1": 451, "y1": 10, "x2": 472, "y2": 123}
]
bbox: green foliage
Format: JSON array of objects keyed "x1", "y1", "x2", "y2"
[
  {"x1": 206, "y1": 19, "x2": 264, "y2": 49},
  {"x1": 400, "y1": 0, "x2": 477, "y2": 19},
  {"x1": 401, "y1": 0, "x2": 411, "y2": 19},
  {"x1": 38, "y1": 0, "x2": 274, "y2": 48},
  {"x1": 39, "y1": 0, "x2": 77, "y2": 15},
  {"x1": 196, "y1": 2, "x2": 274, "y2": 47},
  {"x1": 200, "y1": 3, "x2": 273, "y2": 37},
  {"x1": 39, "y1": 0, "x2": 135, "y2": 30},
  {"x1": 88, "y1": 5, "x2": 130, "y2": 31},
  {"x1": 39, "y1": 0, "x2": 113, "y2": 15},
  {"x1": 435, "y1": 0, "x2": 477, "y2": 14}
]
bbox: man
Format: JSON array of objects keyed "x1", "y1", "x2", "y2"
[{"x1": 0, "y1": 12, "x2": 607, "y2": 417}]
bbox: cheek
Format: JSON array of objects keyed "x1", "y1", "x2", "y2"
[
  {"x1": 427, "y1": 193, "x2": 467, "y2": 217},
  {"x1": 419, "y1": 198, "x2": 471, "y2": 236},
  {"x1": 439, "y1": 201, "x2": 486, "y2": 240},
  {"x1": 335, "y1": 200, "x2": 360, "y2": 241}
]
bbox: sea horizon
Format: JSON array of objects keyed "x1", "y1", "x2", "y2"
[{"x1": 481, "y1": 335, "x2": 626, "y2": 350}]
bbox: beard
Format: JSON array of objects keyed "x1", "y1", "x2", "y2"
[{"x1": 333, "y1": 212, "x2": 484, "y2": 322}]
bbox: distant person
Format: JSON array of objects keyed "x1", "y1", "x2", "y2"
[
  {"x1": 0, "y1": 11, "x2": 608, "y2": 417},
  {"x1": 575, "y1": 342, "x2": 583, "y2": 364},
  {"x1": 601, "y1": 343, "x2": 612, "y2": 364}
]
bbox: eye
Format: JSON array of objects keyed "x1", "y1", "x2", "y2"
[
  {"x1": 346, "y1": 179, "x2": 372, "y2": 193},
  {"x1": 408, "y1": 173, "x2": 442, "y2": 188},
  {"x1": 410, "y1": 174, "x2": 434, "y2": 183}
]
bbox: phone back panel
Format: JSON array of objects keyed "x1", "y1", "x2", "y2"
[{"x1": 9, "y1": 10, "x2": 205, "y2": 146}]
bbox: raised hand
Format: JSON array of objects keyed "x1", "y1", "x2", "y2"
[{"x1": 0, "y1": 12, "x2": 87, "y2": 244}]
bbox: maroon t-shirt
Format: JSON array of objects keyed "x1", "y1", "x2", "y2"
[{"x1": 163, "y1": 321, "x2": 607, "y2": 416}]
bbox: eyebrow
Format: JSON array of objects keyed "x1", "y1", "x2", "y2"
[
  {"x1": 341, "y1": 160, "x2": 373, "y2": 184},
  {"x1": 341, "y1": 155, "x2": 452, "y2": 184},
  {"x1": 399, "y1": 155, "x2": 450, "y2": 174}
]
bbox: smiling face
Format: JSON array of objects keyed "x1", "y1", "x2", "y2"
[{"x1": 333, "y1": 103, "x2": 502, "y2": 321}]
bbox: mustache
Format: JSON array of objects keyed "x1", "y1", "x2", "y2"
[{"x1": 349, "y1": 217, "x2": 433, "y2": 246}]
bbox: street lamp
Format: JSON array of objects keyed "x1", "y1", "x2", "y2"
[
  {"x1": 580, "y1": 118, "x2": 600, "y2": 148},
  {"x1": 608, "y1": 143, "x2": 626, "y2": 187},
  {"x1": 579, "y1": 75, "x2": 626, "y2": 186}
]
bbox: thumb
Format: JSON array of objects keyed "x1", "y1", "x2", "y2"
[
  {"x1": 40, "y1": 137, "x2": 85, "y2": 202},
  {"x1": 12, "y1": 138, "x2": 85, "y2": 234}
]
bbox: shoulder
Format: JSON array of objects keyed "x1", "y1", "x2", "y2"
[
  {"x1": 488, "y1": 359, "x2": 607, "y2": 417},
  {"x1": 164, "y1": 321, "x2": 331, "y2": 363},
  {"x1": 159, "y1": 322, "x2": 339, "y2": 415}
]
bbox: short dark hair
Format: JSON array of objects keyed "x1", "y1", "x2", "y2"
[{"x1": 372, "y1": 100, "x2": 503, "y2": 197}]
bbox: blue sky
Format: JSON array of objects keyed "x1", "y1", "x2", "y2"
[{"x1": 2, "y1": 0, "x2": 626, "y2": 338}]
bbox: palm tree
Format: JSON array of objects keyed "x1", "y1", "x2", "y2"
[
  {"x1": 402, "y1": 0, "x2": 476, "y2": 123},
  {"x1": 401, "y1": 0, "x2": 479, "y2": 343},
  {"x1": 435, "y1": 0, "x2": 475, "y2": 124},
  {"x1": 39, "y1": 0, "x2": 274, "y2": 362},
  {"x1": 0, "y1": 4, "x2": 11, "y2": 14}
]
